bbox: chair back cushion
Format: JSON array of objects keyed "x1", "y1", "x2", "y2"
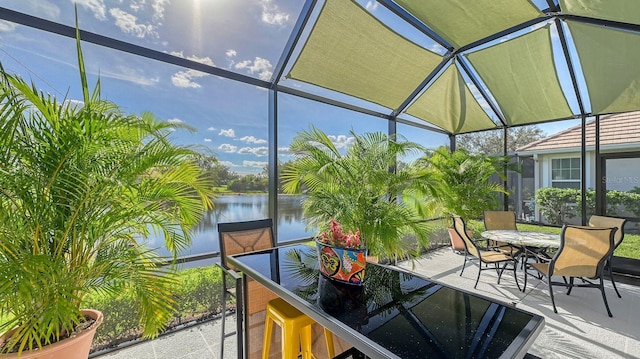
[
  {"x1": 452, "y1": 215, "x2": 479, "y2": 257},
  {"x1": 588, "y1": 215, "x2": 626, "y2": 247},
  {"x1": 218, "y1": 219, "x2": 274, "y2": 269},
  {"x1": 483, "y1": 211, "x2": 517, "y2": 230},
  {"x1": 552, "y1": 225, "x2": 615, "y2": 278}
]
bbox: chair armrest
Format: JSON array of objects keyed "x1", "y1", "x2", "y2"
[
  {"x1": 216, "y1": 262, "x2": 242, "y2": 281},
  {"x1": 473, "y1": 238, "x2": 492, "y2": 251}
]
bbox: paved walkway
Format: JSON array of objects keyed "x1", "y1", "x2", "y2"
[{"x1": 94, "y1": 248, "x2": 640, "y2": 358}]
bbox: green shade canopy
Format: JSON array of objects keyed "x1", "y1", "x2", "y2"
[
  {"x1": 280, "y1": 1, "x2": 640, "y2": 135},
  {"x1": 560, "y1": 0, "x2": 640, "y2": 25},
  {"x1": 406, "y1": 64, "x2": 497, "y2": 134},
  {"x1": 287, "y1": 0, "x2": 442, "y2": 110},
  {"x1": 567, "y1": 20, "x2": 640, "y2": 114},
  {"x1": 466, "y1": 25, "x2": 573, "y2": 126},
  {"x1": 393, "y1": 0, "x2": 542, "y2": 48}
]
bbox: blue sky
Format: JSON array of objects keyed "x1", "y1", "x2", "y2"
[{"x1": 0, "y1": 0, "x2": 576, "y2": 174}]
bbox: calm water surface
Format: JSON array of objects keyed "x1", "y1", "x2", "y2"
[{"x1": 147, "y1": 195, "x2": 312, "y2": 258}]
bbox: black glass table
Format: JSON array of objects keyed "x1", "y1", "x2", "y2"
[{"x1": 228, "y1": 243, "x2": 544, "y2": 359}]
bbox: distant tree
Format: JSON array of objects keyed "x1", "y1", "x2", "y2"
[
  {"x1": 227, "y1": 174, "x2": 268, "y2": 192},
  {"x1": 209, "y1": 162, "x2": 237, "y2": 186},
  {"x1": 456, "y1": 126, "x2": 545, "y2": 155}
]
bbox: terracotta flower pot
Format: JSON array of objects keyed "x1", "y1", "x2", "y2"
[
  {"x1": 0, "y1": 309, "x2": 104, "y2": 359},
  {"x1": 448, "y1": 228, "x2": 473, "y2": 253}
]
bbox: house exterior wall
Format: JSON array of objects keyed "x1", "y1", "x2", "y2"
[{"x1": 529, "y1": 150, "x2": 640, "y2": 223}]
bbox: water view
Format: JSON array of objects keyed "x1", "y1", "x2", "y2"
[{"x1": 147, "y1": 195, "x2": 312, "y2": 258}]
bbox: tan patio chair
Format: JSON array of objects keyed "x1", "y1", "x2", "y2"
[
  {"x1": 483, "y1": 210, "x2": 518, "y2": 255},
  {"x1": 453, "y1": 215, "x2": 520, "y2": 290},
  {"x1": 589, "y1": 215, "x2": 627, "y2": 298},
  {"x1": 217, "y1": 219, "x2": 275, "y2": 359},
  {"x1": 529, "y1": 225, "x2": 617, "y2": 317}
]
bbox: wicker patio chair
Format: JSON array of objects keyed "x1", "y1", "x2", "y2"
[
  {"x1": 217, "y1": 219, "x2": 275, "y2": 359},
  {"x1": 529, "y1": 225, "x2": 617, "y2": 317},
  {"x1": 589, "y1": 215, "x2": 627, "y2": 298},
  {"x1": 453, "y1": 215, "x2": 520, "y2": 290}
]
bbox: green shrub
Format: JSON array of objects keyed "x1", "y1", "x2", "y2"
[
  {"x1": 535, "y1": 187, "x2": 640, "y2": 225},
  {"x1": 86, "y1": 264, "x2": 224, "y2": 351}
]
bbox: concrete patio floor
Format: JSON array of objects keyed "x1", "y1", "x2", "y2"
[{"x1": 94, "y1": 247, "x2": 640, "y2": 359}]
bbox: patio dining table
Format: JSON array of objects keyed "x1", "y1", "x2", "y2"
[
  {"x1": 481, "y1": 230, "x2": 561, "y2": 250},
  {"x1": 481, "y1": 230, "x2": 561, "y2": 291},
  {"x1": 228, "y1": 242, "x2": 545, "y2": 359}
]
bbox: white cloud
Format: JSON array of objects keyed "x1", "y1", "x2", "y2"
[
  {"x1": 75, "y1": 0, "x2": 107, "y2": 21},
  {"x1": 238, "y1": 146, "x2": 268, "y2": 157},
  {"x1": 365, "y1": 1, "x2": 378, "y2": 11},
  {"x1": 0, "y1": 20, "x2": 17, "y2": 32},
  {"x1": 327, "y1": 135, "x2": 355, "y2": 149},
  {"x1": 278, "y1": 147, "x2": 293, "y2": 157},
  {"x1": 238, "y1": 136, "x2": 267, "y2": 144},
  {"x1": 100, "y1": 65, "x2": 159, "y2": 86},
  {"x1": 207, "y1": 127, "x2": 216, "y2": 131},
  {"x1": 152, "y1": 0, "x2": 170, "y2": 21},
  {"x1": 234, "y1": 57, "x2": 273, "y2": 81},
  {"x1": 14, "y1": 1, "x2": 61, "y2": 19},
  {"x1": 110, "y1": 8, "x2": 157, "y2": 38},
  {"x1": 219, "y1": 129, "x2": 235, "y2": 137},
  {"x1": 218, "y1": 144, "x2": 237, "y2": 153},
  {"x1": 260, "y1": 0, "x2": 290, "y2": 25},
  {"x1": 171, "y1": 71, "x2": 203, "y2": 88},
  {"x1": 226, "y1": 49, "x2": 237, "y2": 57},
  {"x1": 167, "y1": 118, "x2": 183, "y2": 124},
  {"x1": 204, "y1": 138, "x2": 212, "y2": 142},
  {"x1": 243, "y1": 160, "x2": 268, "y2": 167},
  {"x1": 219, "y1": 160, "x2": 234, "y2": 167},
  {"x1": 130, "y1": 0, "x2": 145, "y2": 12},
  {"x1": 169, "y1": 52, "x2": 215, "y2": 88}
]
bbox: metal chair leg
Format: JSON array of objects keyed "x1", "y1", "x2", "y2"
[
  {"x1": 548, "y1": 276, "x2": 558, "y2": 314},
  {"x1": 512, "y1": 261, "x2": 521, "y2": 291},
  {"x1": 599, "y1": 277, "x2": 613, "y2": 318},
  {"x1": 608, "y1": 265, "x2": 622, "y2": 298},
  {"x1": 566, "y1": 277, "x2": 574, "y2": 296},
  {"x1": 460, "y1": 253, "x2": 468, "y2": 276},
  {"x1": 474, "y1": 262, "x2": 482, "y2": 288},
  {"x1": 220, "y1": 275, "x2": 227, "y2": 359}
]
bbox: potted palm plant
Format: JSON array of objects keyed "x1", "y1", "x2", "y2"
[
  {"x1": 281, "y1": 126, "x2": 435, "y2": 261},
  {"x1": 417, "y1": 147, "x2": 511, "y2": 251},
  {"x1": 0, "y1": 24, "x2": 214, "y2": 358}
]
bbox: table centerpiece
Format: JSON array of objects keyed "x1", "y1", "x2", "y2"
[{"x1": 316, "y1": 219, "x2": 367, "y2": 285}]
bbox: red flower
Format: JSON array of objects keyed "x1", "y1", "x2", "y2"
[{"x1": 318, "y1": 219, "x2": 362, "y2": 249}]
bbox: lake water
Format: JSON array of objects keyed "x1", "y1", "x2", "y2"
[{"x1": 146, "y1": 195, "x2": 313, "y2": 258}]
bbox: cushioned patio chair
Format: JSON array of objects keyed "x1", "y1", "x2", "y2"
[
  {"x1": 217, "y1": 219, "x2": 275, "y2": 359},
  {"x1": 483, "y1": 210, "x2": 518, "y2": 255},
  {"x1": 529, "y1": 225, "x2": 617, "y2": 317},
  {"x1": 589, "y1": 215, "x2": 627, "y2": 298},
  {"x1": 453, "y1": 215, "x2": 520, "y2": 290}
]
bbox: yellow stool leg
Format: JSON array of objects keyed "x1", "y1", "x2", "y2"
[
  {"x1": 262, "y1": 314, "x2": 274, "y2": 359},
  {"x1": 324, "y1": 328, "x2": 335, "y2": 358},
  {"x1": 299, "y1": 324, "x2": 313, "y2": 359},
  {"x1": 283, "y1": 319, "x2": 300, "y2": 359}
]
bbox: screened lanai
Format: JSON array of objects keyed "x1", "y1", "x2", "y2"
[
  {"x1": 3, "y1": 1, "x2": 640, "y2": 358},
  {"x1": 2, "y1": 0, "x2": 640, "y2": 262}
]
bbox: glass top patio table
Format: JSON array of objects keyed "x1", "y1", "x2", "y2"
[
  {"x1": 481, "y1": 230, "x2": 561, "y2": 248},
  {"x1": 227, "y1": 243, "x2": 544, "y2": 359}
]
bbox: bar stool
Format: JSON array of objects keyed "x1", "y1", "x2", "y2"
[{"x1": 262, "y1": 297, "x2": 335, "y2": 359}]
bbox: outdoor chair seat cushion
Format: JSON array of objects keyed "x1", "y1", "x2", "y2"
[
  {"x1": 531, "y1": 261, "x2": 598, "y2": 278},
  {"x1": 480, "y1": 250, "x2": 513, "y2": 263}
]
